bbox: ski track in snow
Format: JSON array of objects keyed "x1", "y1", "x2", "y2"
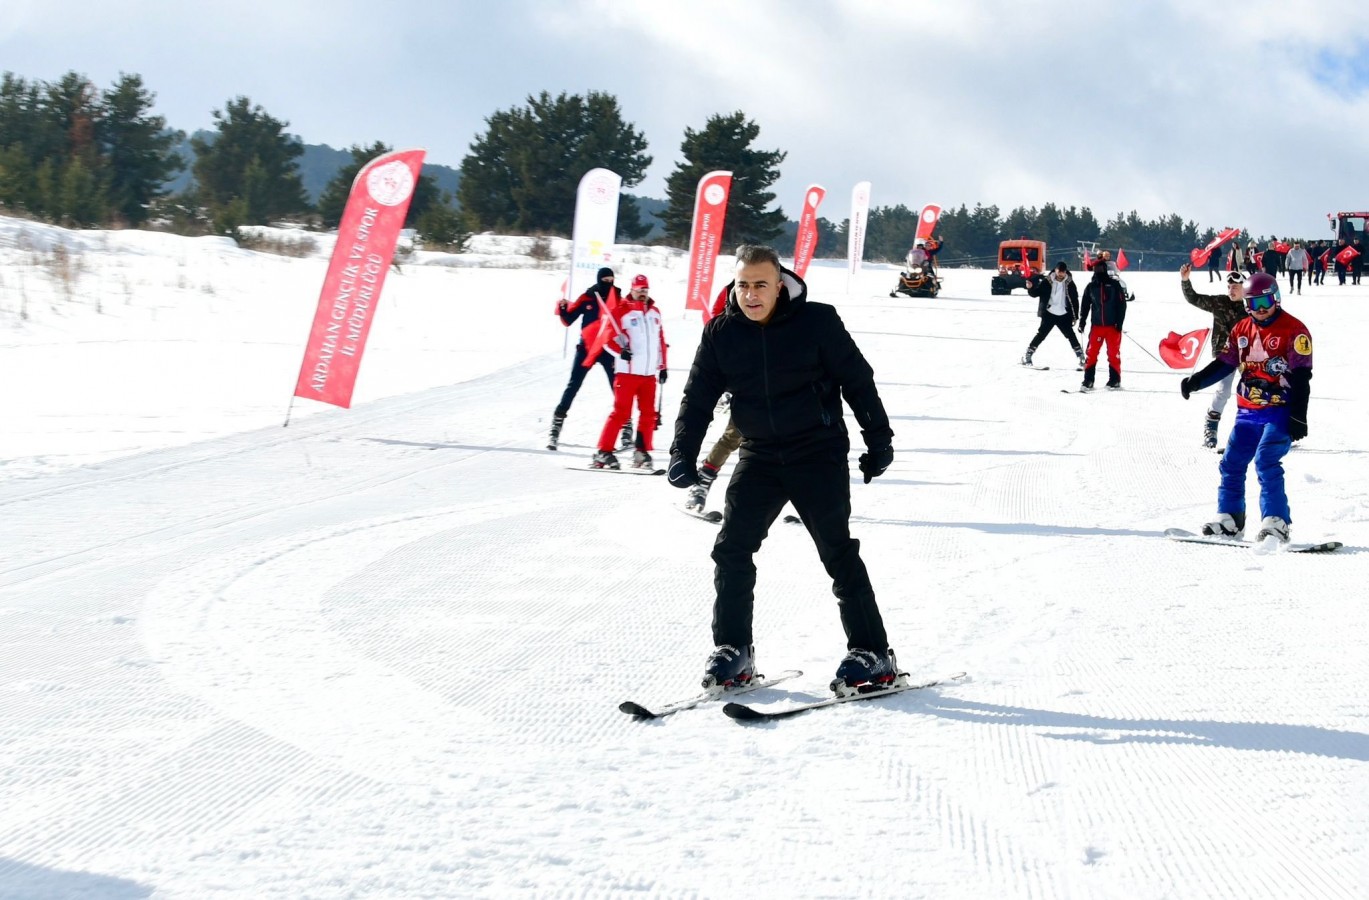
[{"x1": 1, "y1": 231, "x2": 1367, "y2": 897}]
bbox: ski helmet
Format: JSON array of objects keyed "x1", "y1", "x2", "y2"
[{"x1": 1244, "y1": 272, "x2": 1281, "y2": 312}]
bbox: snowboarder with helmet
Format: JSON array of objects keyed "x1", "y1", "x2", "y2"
[{"x1": 1178, "y1": 271, "x2": 1313, "y2": 543}]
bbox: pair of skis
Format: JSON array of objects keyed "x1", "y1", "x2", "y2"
[{"x1": 621, "y1": 671, "x2": 967, "y2": 722}]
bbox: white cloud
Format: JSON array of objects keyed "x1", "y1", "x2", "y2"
[{"x1": 4, "y1": 0, "x2": 1368, "y2": 239}]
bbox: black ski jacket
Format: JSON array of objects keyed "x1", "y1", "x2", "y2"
[
  {"x1": 671, "y1": 267, "x2": 893, "y2": 466},
  {"x1": 1079, "y1": 274, "x2": 1128, "y2": 330}
]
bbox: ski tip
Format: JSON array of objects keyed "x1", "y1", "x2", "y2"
[
  {"x1": 721, "y1": 702, "x2": 767, "y2": 721},
  {"x1": 783, "y1": 514, "x2": 801, "y2": 524},
  {"x1": 618, "y1": 701, "x2": 656, "y2": 718}
]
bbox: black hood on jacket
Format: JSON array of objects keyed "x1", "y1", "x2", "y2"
[{"x1": 717, "y1": 266, "x2": 807, "y2": 325}]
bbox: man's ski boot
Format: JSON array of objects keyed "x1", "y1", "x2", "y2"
[
  {"x1": 1201, "y1": 511, "x2": 1245, "y2": 537},
  {"x1": 1020, "y1": 348, "x2": 1035, "y2": 367},
  {"x1": 591, "y1": 450, "x2": 620, "y2": 470},
  {"x1": 1256, "y1": 515, "x2": 1290, "y2": 543},
  {"x1": 702, "y1": 644, "x2": 755, "y2": 689},
  {"x1": 632, "y1": 449, "x2": 653, "y2": 469},
  {"x1": 1080, "y1": 366, "x2": 1095, "y2": 392},
  {"x1": 1202, "y1": 411, "x2": 1220, "y2": 449},
  {"x1": 831, "y1": 647, "x2": 900, "y2": 695},
  {"x1": 619, "y1": 421, "x2": 634, "y2": 451},
  {"x1": 685, "y1": 463, "x2": 719, "y2": 512},
  {"x1": 1075, "y1": 347, "x2": 1087, "y2": 370},
  {"x1": 547, "y1": 411, "x2": 566, "y2": 451}
]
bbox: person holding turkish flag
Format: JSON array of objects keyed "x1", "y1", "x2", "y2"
[{"x1": 1180, "y1": 263, "x2": 1248, "y2": 448}]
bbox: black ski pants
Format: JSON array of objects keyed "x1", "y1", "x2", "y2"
[
  {"x1": 711, "y1": 456, "x2": 889, "y2": 652},
  {"x1": 1028, "y1": 312, "x2": 1081, "y2": 353},
  {"x1": 555, "y1": 342, "x2": 615, "y2": 416}
]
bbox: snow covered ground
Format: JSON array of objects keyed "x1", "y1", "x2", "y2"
[{"x1": 1, "y1": 215, "x2": 1367, "y2": 899}]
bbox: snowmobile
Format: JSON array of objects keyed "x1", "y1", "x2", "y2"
[{"x1": 890, "y1": 265, "x2": 941, "y2": 298}]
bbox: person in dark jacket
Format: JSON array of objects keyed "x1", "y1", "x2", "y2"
[
  {"x1": 668, "y1": 245, "x2": 899, "y2": 692},
  {"x1": 1206, "y1": 244, "x2": 1223, "y2": 282},
  {"x1": 1078, "y1": 259, "x2": 1129, "y2": 390},
  {"x1": 547, "y1": 267, "x2": 624, "y2": 451},
  {"x1": 1021, "y1": 261, "x2": 1084, "y2": 368}
]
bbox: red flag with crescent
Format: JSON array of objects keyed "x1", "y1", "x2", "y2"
[{"x1": 1158, "y1": 328, "x2": 1211, "y2": 369}]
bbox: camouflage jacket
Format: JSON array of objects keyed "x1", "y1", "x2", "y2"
[{"x1": 1181, "y1": 280, "x2": 1246, "y2": 356}]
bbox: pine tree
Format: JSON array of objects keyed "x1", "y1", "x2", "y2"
[
  {"x1": 660, "y1": 111, "x2": 786, "y2": 249},
  {"x1": 457, "y1": 90, "x2": 651, "y2": 236},
  {"x1": 191, "y1": 96, "x2": 308, "y2": 230},
  {"x1": 97, "y1": 73, "x2": 183, "y2": 225}
]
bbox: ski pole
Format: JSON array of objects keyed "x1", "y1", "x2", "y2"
[{"x1": 1122, "y1": 329, "x2": 1165, "y2": 367}]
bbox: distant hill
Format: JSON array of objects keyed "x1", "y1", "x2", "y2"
[{"x1": 164, "y1": 132, "x2": 462, "y2": 203}]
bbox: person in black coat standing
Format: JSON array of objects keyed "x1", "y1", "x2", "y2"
[
  {"x1": 668, "y1": 245, "x2": 899, "y2": 692},
  {"x1": 1021, "y1": 261, "x2": 1084, "y2": 369}
]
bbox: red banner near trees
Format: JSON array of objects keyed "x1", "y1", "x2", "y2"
[
  {"x1": 791, "y1": 184, "x2": 825, "y2": 280},
  {"x1": 293, "y1": 148, "x2": 425, "y2": 409},
  {"x1": 686, "y1": 171, "x2": 732, "y2": 318},
  {"x1": 915, "y1": 203, "x2": 942, "y2": 242}
]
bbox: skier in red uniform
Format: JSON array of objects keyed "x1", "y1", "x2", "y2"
[{"x1": 592, "y1": 274, "x2": 667, "y2": 470}]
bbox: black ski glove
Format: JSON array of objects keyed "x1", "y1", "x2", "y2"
[
  {"x1": 1180, "y1": 377, "x2": 1193, "y2": 400},
  {"x1": 858, "y1": 446, "x2": 894, "y2": 484},
  {"x1": 667, "y1": 455, "x2": 698, "y2": 488},
  {"x1": 620, "y1": 348, "x2": 633, "y2": 362},
  {"x1": 658, "y1": 370, "x2": 667, "y2": 384},
  {"x1": 1288, "y1": 417, "x2": 1308, "y2": 441}
]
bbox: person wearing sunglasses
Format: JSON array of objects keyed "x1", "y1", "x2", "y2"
[
  {"x1": 1179, "y1": 264, "x2": 1248, "y2": 448},
  {"x1": 1178, "y1": 272, "x2": 1313, "y2": 543}
]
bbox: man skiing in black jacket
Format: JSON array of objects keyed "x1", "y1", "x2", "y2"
[{"x1": 668, "y1": 245, "x2": 899, "y2": 691}]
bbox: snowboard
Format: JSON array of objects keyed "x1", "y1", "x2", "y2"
[
  {"x1": 1164, "y1": 527, "x2": 1341, "y2": 554},
  {"x1": 680, "y1": 505, "x2": 722, "y2": 524}
]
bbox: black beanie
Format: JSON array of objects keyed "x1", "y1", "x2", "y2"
[{"x1": 597, "y1": 267, "x2": 615, "y2": 281}]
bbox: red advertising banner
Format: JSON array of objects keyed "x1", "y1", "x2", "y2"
[
  {"x1": 686, "y1": 170, "x2": 733, "y2": 317},
  {"x1": 915, "y1": 204, "x2": 942, "y2": 242},
  {"x1": 293, "y1": 148, "x2": 425, "y2": 409},
  {"x1": 791, "y1": 184, "x2": 826, "y2": 280}
]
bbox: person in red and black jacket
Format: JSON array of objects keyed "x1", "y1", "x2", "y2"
[
  {"x1": 547, "y1": 267, "x2": 618, "y2": 450},
  {"x1": 1077, "y1": 260, "x2": 1129, "y2": 390}
]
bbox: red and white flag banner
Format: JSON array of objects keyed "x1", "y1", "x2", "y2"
[
  {"x1": 293, "y1": 148, "x2": 425, "y2": 409},
  {"x1": 568, "y1": 167, "x2": 622, "y2": 303},
  {"x1": 847, "y1": 181, "x2": 871, "y2": 280},
  {"x1": 1336, "y1": 245, "x2": 1361, "y2": 265},
  {"x1": 1190, "y1": 227, "x2": 1241, "y2": 267},
  {"x1": 1158, "y1": 328, "x2": 1211, "y2": 369},
  {"x1": 1116, "y1": 248, "x2": 1130, "y2": 271},
  {"x1": 685, "y1": 170, "x2": 733, "y2": 315},
  {"x1": 791, "y1": 184, "x2": 826, "y2": 280},
  {"x1": 915, "y1": 203, "x2": 942, "y2": 243}
]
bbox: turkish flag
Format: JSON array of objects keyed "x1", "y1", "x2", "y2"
[
  {"x1": 1190, "y1": 248, "x2": 1211, "y2": 267},
  {"x1": 1273, "y1": 241, "x2": 1291, "y2": 254},
  {"x1": 1336, "y1": 245, "x2": 1361, "y2": 265},
  {"x1": 1116, "y1": 248, "x2": 1129, "y2": 271},
  {"x1": 1082, "y1": 250, "x2": 1093, "y2": 270},
  {"x1": 1158, "y1": 328, "x2": 1211, "y2": 369}
]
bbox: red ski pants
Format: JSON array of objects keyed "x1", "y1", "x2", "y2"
[
  {"x1": 599, "y1": 373, "x2": 658, "y2": 452},
  {"x1": 1083, "y1": 325, "x2": 1122, "y2": 374}
]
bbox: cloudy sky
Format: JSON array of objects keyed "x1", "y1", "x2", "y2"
[{"x1": 4, "y1": 0, "x2": 1368, "y2": 239}]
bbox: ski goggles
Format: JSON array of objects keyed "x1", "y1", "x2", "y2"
[
  {"x1": 1226, "y1": 272, "x2": 1245, "y2": 285},
  {"x1": 1245, "y1": 292, "x2": 1277, "y2": 312}
]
